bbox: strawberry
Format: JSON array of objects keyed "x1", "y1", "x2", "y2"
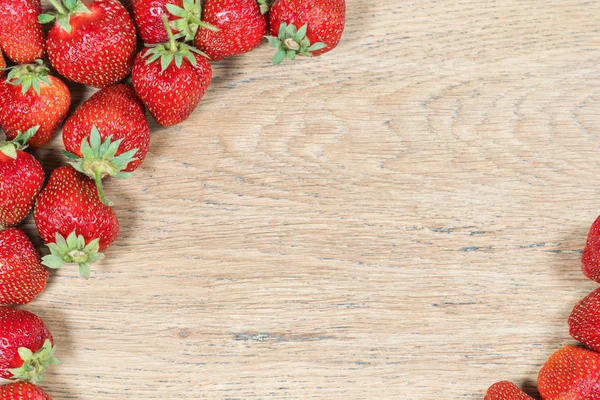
[
  {"x1": 0, "y1": 229, "x2": 48, "y2": 305},
  {"x1": 0, "y1": 61, "x2": 71, "y2": 148},
  {"x1": 132, "y1": 15, "x2": 212, "y2": 126},
  {"x1": 62, "y1": 84, "x2": 150, "y2": 205},
  {"x1": 583, "y1": 215, "x2": 600, "y2": 283},
  {"x1": 0, "y1": 49, "x2": 6, "y2": 73},
  {"x1": 133, "y1": 0, "x2": 217, "y2": 44},
  {"x1": 41, "y1": 0, "x2": 137, "y2": 88},
  {"x1": 34, "y1": 166, "x2": 120, "y2": 279},
  {"x1": 0, "y1": 382, "x2": 52, "y2": 400},
  {"x1": 538, "y1": 345, "x2": 600, "y2": 399},
  {"x1": 194, "y1": 0, "x2": 267, "y2": 61},
  {"x1": 266, "y1": 0, "x2": 345, "y2": 64},
  {"x1": 0, "y1": 127, "x2": 45, "y2": 227},
  {"x1": 569, "y1": 288, "x2": 600, "y2": 352},
  {"x1": 0, "y1": 0, "x2": 45, "y2": 63},
  {"x1": 484, "y1": 381, "x2": 534, "y2": 400},
  {"x1": 0, "y1": 307, "x2": 59, "y2": 382}
]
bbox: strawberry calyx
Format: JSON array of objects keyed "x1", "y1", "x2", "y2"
[
  {"x1": 257, "y1": 0, "x2": 270, "y2": 14},
  {"x1": 63, "y1": 126, "x2": 138, "y2": 206},
  {"x1": 7, "y1": 339, "x2": 60, "y2": 383},
  {"x1": 166, "y1": 0, "x2": 218, "y2": 42},
  {"x1": 266, "y1": 23, "x2": 327, "y2": 65},
  {"x1": 3, "y1": 60, "x2": 52, "y2": 96},
  {"x1": 0, "y1": 126, "x2": 40, "y2": 159},
  {"x1": 42, "y1": 231, "x2": 105, "y2": 279},
  {"x1": 39, "y1": 0, "x2": 93, "y2": 34},
  {"x1": 143, "y1": 15, "x2": 210, "y2": 72}
]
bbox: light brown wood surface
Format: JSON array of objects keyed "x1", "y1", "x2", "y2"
[{"x1": 8, "y1": 0, "x2": 600, "y2": 398}]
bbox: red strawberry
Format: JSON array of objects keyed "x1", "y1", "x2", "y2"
[
  {"x1": 41, "y1": 0, "x2": 137, "y2": 88},
  {"x1": 0, "y1": 61, "x2": 71, "y2": 148},
  {"x1": 583, "y1": 215, "x2": 600, "y2": 282},
  {"x1": 0, "y1": 49, "x2": 6, "y2": 73},
  {"x1": 62, "y1": 84, "x2": 150, "y2": 205},
  {"x1": 0, "y1": 0, "x2": 45, "y2": 63},
  {"x1": 132, "y1": 15, "x2": 212, "y2": 126},
  {"x1": 194, "y1": 0, "x2": 267, "y2": 61},
  {"x1": 133, "y1": 0, "x2": 216, "y2": 44},
  {"x1": 569, "y1": 288, "x2": 600, "y2": 352},
  {"x1": 0, "y1": 229, "x2": 48, "y2": 305},
  {"x1": 34, "y1": 166, "x2": 120, "y2": 279},
  {"x1": 484, "y1": 381, "x2": 534, "y2": 400},
  {"x1": 538, "y1": 345, "x2": 600, "y2": 399},
  {"x1": 0, "y1": 307, "x2": 59, "y2": 382},
  {"x1": 0, "y1": 127, "x2": 45, "y2": 227},
  {"x1": 0, "y1": 382, "x2": 52, "y2": 400},
  {"x1": 267, "y1": 0, "x2": 345, "y2": 64}
]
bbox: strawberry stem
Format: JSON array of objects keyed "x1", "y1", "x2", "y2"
[
  {"x1": 188, "y1": 16, "x2": 218, "y2": 32},
  {"x1": 47, "y1": 0, "x2": 67, "y2": 14},
  {"x1": 162, "y1": 14, "x2": 178, "y2": 52},
  {"x1": 94, "y1": 169, "x2": 112, "y2": 206}
]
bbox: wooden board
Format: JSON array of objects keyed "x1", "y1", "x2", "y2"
[{"x1": 7, "y1": 0, "x2": 600, "y2": 398}]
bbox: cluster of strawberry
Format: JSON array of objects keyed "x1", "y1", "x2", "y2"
[
  {"x1": 0, "y1": 0, "x2": 346, "y2": 398},
  {"x1": 485, "y1": 216, "x2": 600, "y2": 399}
]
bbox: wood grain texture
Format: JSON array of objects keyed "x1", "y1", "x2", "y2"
[{"x1": 3, "y1": 0, "x2": 600, "y2": 398}]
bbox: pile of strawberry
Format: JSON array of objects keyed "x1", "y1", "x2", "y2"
[
  {"x1": 0, "y1": 0, "x2": 346, "y2": 398},
  {"x1": 485, "y1": 216, "x2": 600, "y2": 399}
]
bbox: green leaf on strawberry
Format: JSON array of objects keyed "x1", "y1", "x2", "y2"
[
  {"x1": 39, "y1": 0, "x2": 92, "y2": 34},
  {"x1": 257, "y1": 0, "x2": 270, "y2": 15},
  {"x1": 63, "y1": 125, "x2": 138, "y2": 206},
  {"x1": 0, "y1": 126, "x2": 40, "y2": 159},
  {"x1": 4, "y1": 60, "x2": 53, "y2": 96},
  {"x1": 143, "y1": 14, "x2": 210, "y2": 72},
  {"x1": 42, "y1": 231, "x2": 105, "y2": 279},
  {"x1": 265, "y1": 22, "x2": 327, "y2": 65},
  {"x1": 165, "y1": 0, "x2": 218, "y2": 43},
  {"x1": 7, "y1": 339, "x2": 60, "y2": 383}
]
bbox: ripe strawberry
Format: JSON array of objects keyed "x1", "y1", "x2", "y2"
[
  {"x1": 266, "y1": 0, "x2": 345, "y2": 64},
  {"x1": 0, "y1": 229, "x2": 48, "y2": 305},
  {"x1": 132, "y1": 15, "x2": 212, "y2": 126},
  {"x1": 0, "y1": 382, "x2": 52, "y2": 400},
  {"x1": 0, "y1": 307, "x2": 59, "y2": 382},
  {"x1": 569, "y1": 288, "x2": 600, "y2": 351},
  {"x1": 133, "y1": 0, "x2": 217, "y2": 44},
  {"x1": 582, "y1": 215, "x2": 600, "y2": 283},
  {"x1": 0, "y1": 49, "x2": 6, "y2": 73},
  {"x1": 0, "y1": 127, "x2": 45, "y2": 227},
  {"x1": 484, "y1": 381, "x2": 534, "y2": 400},
  {"x1": 34, "y1": 166, "x2": 120, "y2": 279},
  {"x1": 0, "y1": 0, "x2": 45, "y2": 63},
  {"x1": 41, "y1": 0, "x2": 137, "y2": 88},
  {"x1": 194, "y1": 0, "x2": 267, "y2": 61},
  {"x1": 538, "y1": 345, "x2": 600, "y2": 399},
  {"x1": 0, "y1": 61, "x2": 71, "y2": 148},
  {"x1": 62, "y1": 84, "x2": 150, "y2": 205}
]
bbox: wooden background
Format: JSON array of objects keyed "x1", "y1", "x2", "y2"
[{"x1": 6, "y1": 0, "x2": 600, "y2": 398}]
